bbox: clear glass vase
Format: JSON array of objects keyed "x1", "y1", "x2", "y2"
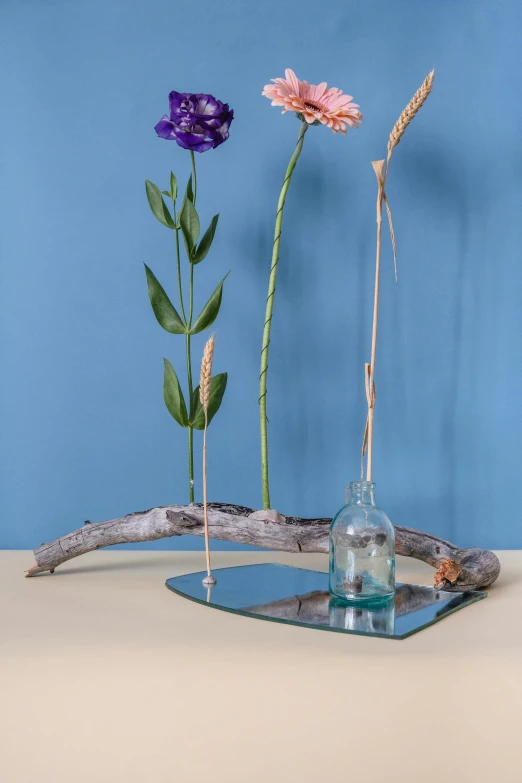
[{"x1": 329, "y1": 480, "x2": 395, "y2": 603}]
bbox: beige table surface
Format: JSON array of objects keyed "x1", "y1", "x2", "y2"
[{"x1": 1, "y1": 550, "x2": 520, "y2": 783}]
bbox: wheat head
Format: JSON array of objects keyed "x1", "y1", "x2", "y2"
[
  {"x1": 387, "y1": 70, "x2": 434, "y2": 159},
  {"x1": 199, "y1": 335, "x2": 215, "y2": 412}
]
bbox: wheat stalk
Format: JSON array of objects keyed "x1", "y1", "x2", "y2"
[
  {"x1": 363, "y1": 71, "x2": 435, "y2": 483},
  {"x1": 200, "y1": 335, "x2": 216, "y2": 587},
  {"x1": 387, "y1": 70, "x2": 434, "y2": 165}
]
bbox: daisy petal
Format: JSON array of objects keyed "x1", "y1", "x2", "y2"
[{"x1": 285, "y1": 69, "x2": 302, "y2": 96}]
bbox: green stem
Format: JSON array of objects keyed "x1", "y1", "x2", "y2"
[
  {"x1": 186, "y1": 331, "x2": 194, "y2": 503},
  {"x1": 259, "y1": 122, "x2": 308, "y2": 510},
  {"x1": 186, "y1": 152, "x2": 197, "y2": 503},
  {"x1": 186, "y1": 259, "x2": 195, "y2": 502},
  {"x1": 190, "y1": 150, "x2": 197, "y2": 204},
  {"x1": 171, "y1": 193, "x2": 191, "y2": 500},
  {"x1": 188, "y1": 260, "x2": 195, "y2": 323}
]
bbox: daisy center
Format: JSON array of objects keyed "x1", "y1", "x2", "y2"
[{"x1": 304, "y1": 100, "x2": 323, "y2": 113}]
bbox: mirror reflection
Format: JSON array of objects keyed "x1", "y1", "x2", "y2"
[{"x1": 166, "y1": 563, "x2": 486, "y2": 639}]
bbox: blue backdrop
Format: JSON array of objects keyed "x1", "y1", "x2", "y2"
[{"x1": 1, "y1": 0, "x2": 521, "y2": 550}]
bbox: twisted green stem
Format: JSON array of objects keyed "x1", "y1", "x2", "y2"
[{"x1": 259, "y1": 121, "x2": 308, "y2": 509}]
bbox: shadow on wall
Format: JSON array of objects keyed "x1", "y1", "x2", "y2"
[
  {"x1": 228, "y1": 125, "x2": 502, "y2": 548},
  {"x1": 391, "y1": 136, "x2": 490, "y2": 543}
]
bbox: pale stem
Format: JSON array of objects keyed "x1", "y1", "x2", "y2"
[
  {"x1": 202, "y1": 411, "x2": 212, "y2": 578},
  {"x1": 366, "y1": 161, "x2": 386, "y2": 482}
]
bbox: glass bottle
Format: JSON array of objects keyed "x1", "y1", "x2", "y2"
[{"x1": 329, "y1": 480, "x2": 395, "y2": 603}]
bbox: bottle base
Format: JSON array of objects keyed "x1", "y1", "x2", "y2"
[{"x1": 329, "y1": 588, "x2": 395, "y2": 607}]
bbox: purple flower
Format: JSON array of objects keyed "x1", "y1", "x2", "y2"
[{"x1": 155, "y1": 92, "x2": 234, "y2": 153}]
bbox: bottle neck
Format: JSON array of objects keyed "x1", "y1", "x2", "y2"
[{"x1": 349, "y1": 481, "x2": 376, "y2": 506}]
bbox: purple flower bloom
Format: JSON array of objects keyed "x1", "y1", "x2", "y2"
[{"x1": 155, "y1": 92, "x2": 234, "y2": 153}]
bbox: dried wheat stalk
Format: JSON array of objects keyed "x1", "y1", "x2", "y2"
[
  {"x1": 363, "y1": 71, "x2": 435, "y2": 482},
  {"x1": 200, "y1": 335, "x2": 216, "y2": 586}
]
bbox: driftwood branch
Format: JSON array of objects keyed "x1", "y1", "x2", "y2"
[{"x1": 26, "y1": 502, "x2": 500, "y2": 591}]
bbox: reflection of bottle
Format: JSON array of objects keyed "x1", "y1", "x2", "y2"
[
  {"x1": 329, "y1": 595, "x2": 395, "y2": 635},
  {"x1": 329, "y1": 481, "x2": 395, "y2": 603}
]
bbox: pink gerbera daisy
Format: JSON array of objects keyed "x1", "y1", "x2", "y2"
[{"x1": 262, "y1": 68, "x2": 362, "y2": 134}]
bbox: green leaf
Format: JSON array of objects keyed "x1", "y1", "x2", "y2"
[
  {"x1": 179, "y1": 175, "x2": 194, "y2": 211},
  {"x1": 145, "y1": 180, "x2": 175, "y2": 229},
  {"x1": 186, "y1": 174, "x2": 194, "y2": 204},
  {"x1": 190, "y1": 373, "x2": 228, "y2": 429},
  {"x1": 161, "y1": 190, "x2": 171, "y2": 197},
  {"x1": 178, "y1": 176, "x2": 194, "y2": 232},
  {"x1": 170, "y1": 171, "x2": 178, "y2": 201},
  {"x1": 163, "y1": 359, "x2": 188, "y2": 427},
  {"x1": 189, "y1": 274, "x2": 228, "y2": 335},
  {"x1": 144, "y1": 265, "x2": 186, "y2": 334},
  {"x1": 179, "y1": 197, "x2": 200, "y2": 257},
  {"x1": 192, "y1": 214, "x2": 219, "y2": 264}
]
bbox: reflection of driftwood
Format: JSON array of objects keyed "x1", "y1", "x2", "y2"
[
  {"x1": 245, "y1": 584, "x2": 455, "y2": 625},
  {"x1": 247, "y1": 591, "x2": 330, "y2": 624},
  {"x1": 393, "y1": 583, "x2": 447, "y2": 614},
  {"x1": 26, "y1": 502, "x2": 500, "y2": 592}
]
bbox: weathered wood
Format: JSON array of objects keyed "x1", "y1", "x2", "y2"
[{"x1": 26, "y1": 502, "x2": 501, "y2": 591}]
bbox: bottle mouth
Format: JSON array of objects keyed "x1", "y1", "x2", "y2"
[{"x1": 350, "y1": 480, "x2": 375, "y2": 491}]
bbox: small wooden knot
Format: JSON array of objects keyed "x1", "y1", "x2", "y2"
[{"x1": 434, "y1": 558, "x2": 461, "y2": 588}]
